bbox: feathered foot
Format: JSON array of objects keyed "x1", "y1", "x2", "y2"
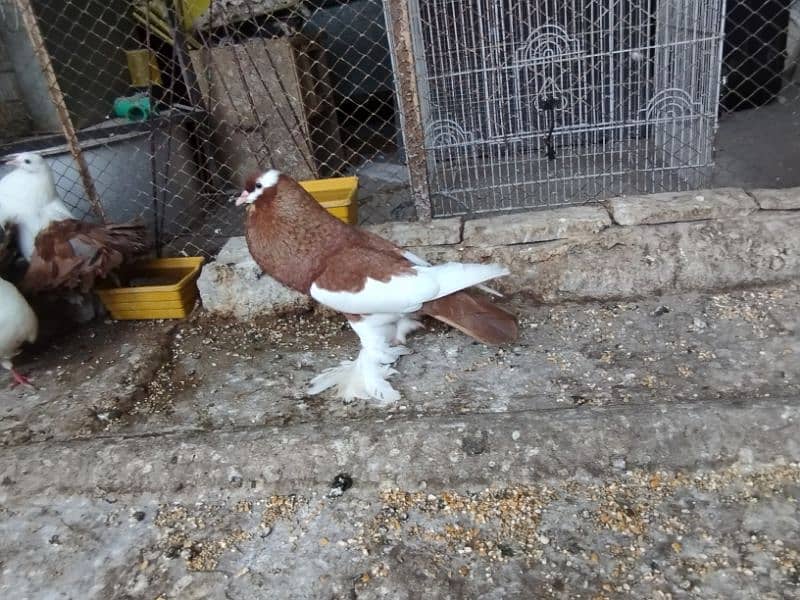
[
  {"x1": 393, "y1": 317, "x2": 424, "y2": 345},
  {"x1": 375, "y1": 344, "x2": 411, "y2": 365},
  {"x1": 308, "y1": 350, "x2": 400, "y2": 405},
  {"x1": 308, "y1": 314, "x2": 415, "y2": 404}
]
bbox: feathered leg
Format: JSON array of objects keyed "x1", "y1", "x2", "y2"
[
  {"x1": 307, "y1": 314, "x2": 408, "y2": 404},
  {"x1": 353, "y1": 314, "x2": 411, "y2": 365},
  {"x1": 394, "y1": 317, "x2": 424, "y2": 345}
]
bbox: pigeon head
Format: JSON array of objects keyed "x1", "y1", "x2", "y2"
[
  {"x1": 236, "y1": 169, "x2": 280, "y2": 207},
  {"x1": 5, "y1": 152, "x2": 48, "y2": 174}
]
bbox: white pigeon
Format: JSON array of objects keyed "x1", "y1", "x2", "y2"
[
  {"x1": 0, "y1": 276, "x2": 38, "y2": 387},
  {"x1": 15, "y1": 200, "x2": 76, "y2": 261},
  {"x1": 0, "y1": 153, "x2": 145, "y2": 307},
  {"x1": 0, "y1": 152, "x2": 74, "y2": 259}
]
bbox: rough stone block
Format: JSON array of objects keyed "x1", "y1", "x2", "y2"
[
  {"x1": 462, "y1": 206, "x2": 611, "y2": 247},
  {"x1": 197, "y1": 237, "x2": 311, "y2": 319},
  {"x1": 365, "y1": 217, "x2": 462, "y2": 247},
  {"x1": 750, "y1": 188, "x2": 800, "y2": 210},
  {"x1": 607, "y1": 189, "x2": 756, "y2": 226},
  {"x1": 412, "y1": 212, "x2": 800, "y2": 302},
  {"x1": 199, "y1": 201, "x2": 800, "y2": 319}
]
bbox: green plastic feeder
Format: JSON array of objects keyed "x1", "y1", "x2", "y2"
[{"x1": 113, "y1": 95, "x2": 153, "y2": 121}]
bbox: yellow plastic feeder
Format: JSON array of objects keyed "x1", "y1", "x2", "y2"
[
  {"x1": 299, "y1": 176, "x2": 358, "y2": 224},
  {"x1": 97, "y1": 257, "x2": 204, "y2": 320},
  {"x1": 95, "y1": 177, "x2": 355, "y2": 320}
]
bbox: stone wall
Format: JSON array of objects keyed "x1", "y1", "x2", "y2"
[{"x1": 198, "y1": 187, "x2": 800, "y2": 318}]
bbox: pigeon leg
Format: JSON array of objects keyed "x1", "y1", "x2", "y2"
[
  {"x1": 10, "y1": 368, "x2": 33, "y2": 388},
  {"x1": 307, "y1": 314, "x2": 406, "y2": 404},
  {"x1": 353, "y1": 314, "x2": 410, "y2": 364},
  {"x1": 393, "y1": 317, "x2": 424, "y2": 345}
]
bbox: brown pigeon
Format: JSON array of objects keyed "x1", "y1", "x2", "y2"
[
  {"x1": 19, "y1": 218, "x2": 146, "y2": 294},
  {"x1": 237, "y1": 169, "x2": 518, "y2": 404}
]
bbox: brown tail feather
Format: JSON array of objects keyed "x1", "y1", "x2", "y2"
[{"x1": 422, "y1": 290, "x2": 518, "y2": 345}]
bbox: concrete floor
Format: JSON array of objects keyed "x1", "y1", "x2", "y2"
[
  {"x1": 1, "y1": 283, "x2": 798, "y2": 598},
  {"x1": 713, "y1": 94, "x2": 800, "y2": 190}
]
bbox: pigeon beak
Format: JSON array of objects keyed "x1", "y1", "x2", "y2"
[
  {"x1": 3, "y1": 156, "x2": 21, "y2": 167},
  {"x1": 235, "y1": 190, "x2": 250, "y2": 207}
]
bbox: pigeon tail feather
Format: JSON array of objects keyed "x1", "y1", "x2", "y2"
[{"x1": 422, "y1": 290, "x2": 519, "y2": 345}]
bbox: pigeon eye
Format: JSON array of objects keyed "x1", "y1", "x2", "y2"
[
  {"x1": 23, "y1": 159, "x2": 30, "y2": 164},
  {"x1": 256, "y1": 182, "x2": 262, "y2": 189}
]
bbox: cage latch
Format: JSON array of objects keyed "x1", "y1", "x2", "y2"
[{"x1": 539, "y1": 96, "x2": 558, "y2": 161}]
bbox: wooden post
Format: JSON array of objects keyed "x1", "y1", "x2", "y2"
[
  {"x1": 14, "y1": 0, "x2": 107, "y2": 223},
  {"x1": 383, "y1": 0, "x2": 432, "y2": 221}
]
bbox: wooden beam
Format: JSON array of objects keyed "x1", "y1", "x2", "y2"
[{"x1": 383, "y1": 0, "x2": 432, "y2": 221}]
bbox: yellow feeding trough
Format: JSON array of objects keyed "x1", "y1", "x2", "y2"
[
  {"x1": 95, "y1": 177, "x2": 354, "y2": 320},
  {"x1": 97, "y1": 257, "x2": 204, "y2": 320},
  {"x1": 299, "y1": 176, "x2": 358, "y2": 224}
]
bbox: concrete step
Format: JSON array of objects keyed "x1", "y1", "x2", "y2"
[
  {"x1": 3, "y1": 395, "x2": 797, "y2": 502},
  {"x1": 4, "y1": 286, "x2": 798, "y2": 449},
  {"x1": 2, "y1": 286, "x2": 799, "y2": 599}
]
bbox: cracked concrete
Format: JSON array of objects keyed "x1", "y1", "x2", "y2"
[{"x1": 0, "y1": 281, "x2": 799, "y2": 598}]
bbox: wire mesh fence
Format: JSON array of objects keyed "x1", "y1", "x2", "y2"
[
  {"x1": 713, "y1": 0, "x2": 800, "y2": 189},
  {"x1": 0, "y1": 0, "x2": 798, "y2": 254},
  {"x1": 404, "y1": 0, "x2": 800, "y2": 217},
  {"x1": 409, "y1": 0, "x2": 726, "y2": 216},
  {"x1": 0, "y1": 0, "x2": 409, "y2": 259}
]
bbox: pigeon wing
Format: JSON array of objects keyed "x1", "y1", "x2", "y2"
[{"x1": 310, "y1": 245, "x2": 439, "y2": 315}]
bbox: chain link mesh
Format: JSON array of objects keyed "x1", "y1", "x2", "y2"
[
  {"x1": 0, "y1": 0, "x2": 798, "y2": 247},
  {"x1": 0, "y1": 0, "x2": 410, "y2": 259},
  {"x1": 404, "y1": 0, "x2": 800, "y2": 216},
  {"x1": 712, "y1": 0, "x2": 800, "y2": 190}
]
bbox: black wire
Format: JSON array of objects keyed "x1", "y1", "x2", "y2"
[
  {"x1": 159, "y1": 117, "x2": 172, "y2": 256},
  {"x1": 540, "y1": 95, "x2": 558, "y2": 161},
  {"x1": 545, "y1": 116, "x2": 556, "y2": 161}
]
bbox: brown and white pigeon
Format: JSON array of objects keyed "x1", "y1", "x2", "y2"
[
  {"x1": 0, "y1": 152, "x2": 147, "y2": 294},
  {"x1": 236, "y1": 169, "x2": 518, "y2": 404},
  {"x1": 0, "y1": 276, "x2": 38, "y2": 387}
]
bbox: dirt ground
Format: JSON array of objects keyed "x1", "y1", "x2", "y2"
[{"x1": 0, "y1": 283, "x2": 798, "y2": 598}]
